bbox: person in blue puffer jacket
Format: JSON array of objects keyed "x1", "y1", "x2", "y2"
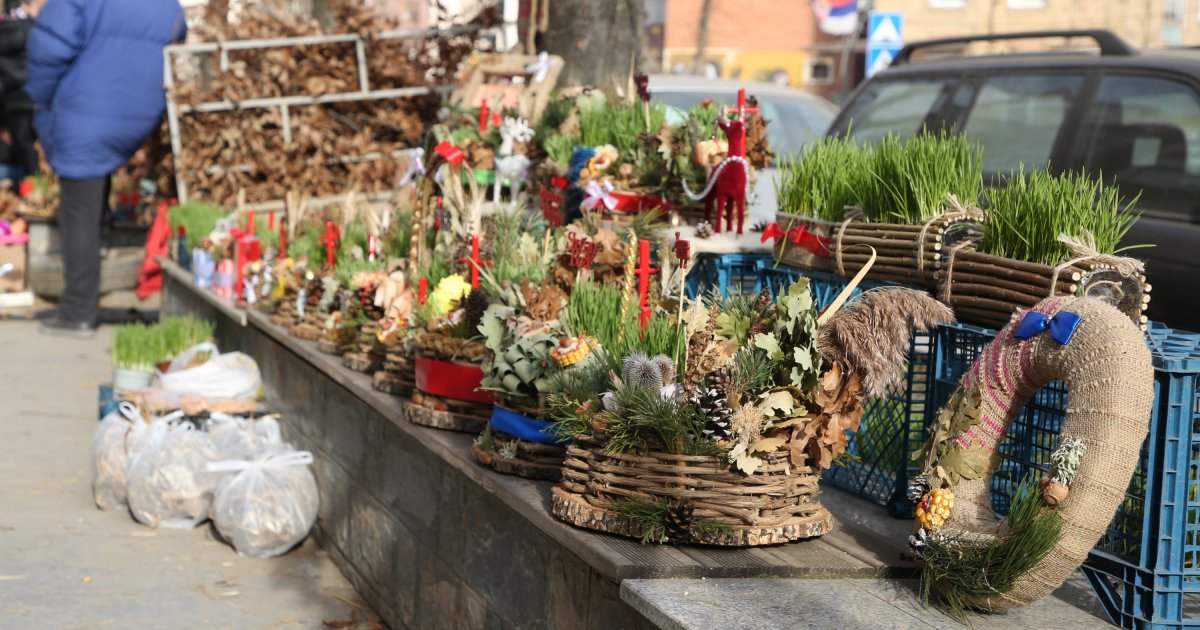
[{"x1": 28, "y1": 0, "x2": 186, "y2": 337}]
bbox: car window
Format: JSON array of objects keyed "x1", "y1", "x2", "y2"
[
  {"x1": 1075, "y1": 74, "x2": 1200, "y2": 222},
  {"x1": 836, "y1": 78, "x2": 953, "y2": 143},
  {"x1": 960, "y1": 73, "x2": 1084, "y2": 175},
  {"x1": 651, "y1": 91, "x2": 833, "y2": 157}
]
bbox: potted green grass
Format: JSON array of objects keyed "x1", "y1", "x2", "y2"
[
  {"x1": 112, "y1": 323, "x2": 161, "y2": 391},
  {"x1": 772, "y1": 132, "x2": 984, "y2": 287},
  {"x1": 939, "y1": 169, "x2": 1149, "y2": 329},
  {"x1": 112, "y1": 317, "x2": 216, "y2": 391}
]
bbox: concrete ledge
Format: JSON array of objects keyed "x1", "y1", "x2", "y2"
[
  {"x1": 620, "y1": 576, "x2": 1110, "y2": 630},
  {"x1": 162, "y1": 263, "x2": 935, "y2": 629}
]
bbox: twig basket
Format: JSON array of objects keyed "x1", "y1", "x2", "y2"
[
  {"x1": 829, "y1": 205, "x2": 983, "y2": 288},
  {"x1": 552, "y1": 438, "x2": 833, "y2": 546},
  {"x1": 938, "y1": 248, "x2": 1150, "y2": 330}
]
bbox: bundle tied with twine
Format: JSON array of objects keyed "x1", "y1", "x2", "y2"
[
  {"x1": 830, "y1": 194, "x2": 984, "y2": 289},
  {"x1": 939, "y1": 228, "x2": 1150, "y2": 329}
]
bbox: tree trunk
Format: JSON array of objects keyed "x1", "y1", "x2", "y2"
[
  {"x1": 542, "y1": 0, "x2": 645, "y2": 90},
  {"x1": 692, "y1": 0, "x2": 714, "y2": 75}
]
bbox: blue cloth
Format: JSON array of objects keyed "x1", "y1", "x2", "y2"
[
  {"x1": 489, "y1": 406, "x2": 569, "y2": 445},
  {"x1": 26, "y1": 0, "x2": 186, "y2": 179}
]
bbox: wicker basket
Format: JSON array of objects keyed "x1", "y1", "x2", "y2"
[
  {"x1": 938, "y1": 249, "x2": 1150, "y2": 330},
  {"x1": 552, "y1": 438, "x2": 832, "y2": 546}
]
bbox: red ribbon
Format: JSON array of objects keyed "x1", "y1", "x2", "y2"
[
  {"x1": 435, "y1": 140, "x2": 465, "y2": 167},
  {"x1": 415, "y1": 356, "x2": 496, "y2": 405},
  {"x1": 761, "y1": 222, "x2": 832, "y2": 257}
]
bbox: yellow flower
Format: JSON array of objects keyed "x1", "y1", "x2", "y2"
[{"x1": 430, "y1": 274, "x2": 471, "y2": 315}]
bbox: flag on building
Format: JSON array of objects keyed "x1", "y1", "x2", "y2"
[{"x1": 812, "y1": 0, "x2": 859, "y2": 36}]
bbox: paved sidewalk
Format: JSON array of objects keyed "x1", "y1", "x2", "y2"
[{"x1": 0, "y1": 321, "x2": 372, "y2": 629}]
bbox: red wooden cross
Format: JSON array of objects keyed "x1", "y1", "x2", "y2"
[
  {"x1": 724, "y1": 88, "x2": 760, "y2": 121},
  {"x1": 635, "y1": 239, "x2": 658, "y2": 331},
  {"x1": 458, "y1": 235, "x2": 493, "y2": 288},
  {"x1": 319, "y1": 220, "x2": 339, "y2": 268}
]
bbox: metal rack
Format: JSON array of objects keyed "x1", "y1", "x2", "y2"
[{"x1": 163, "y1": 25, "x2": 484, "y2": 202}]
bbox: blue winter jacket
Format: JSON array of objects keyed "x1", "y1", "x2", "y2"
[{"x1": 26, "y1": 0, "x2": 186, "y2": 179}]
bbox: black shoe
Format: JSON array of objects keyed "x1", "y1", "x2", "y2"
[{"x1": 39, "y1": 315, "x2": 97, "y2": 339}]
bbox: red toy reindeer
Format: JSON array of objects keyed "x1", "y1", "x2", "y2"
[{"x1": 683, "y1": 89, "x2": 757, "y2": 235}]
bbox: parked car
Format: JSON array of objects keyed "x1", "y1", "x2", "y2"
[
  {"x1": 828, "y1": 30, "x2": 1200, "y2": 331},
  {"x1": 649, "y1": 75, "x2": 838, "y2": 228}
]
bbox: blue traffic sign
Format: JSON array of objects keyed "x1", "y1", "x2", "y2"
[{"x1": 866, "y1": 11, "x2": 903, "y2": 77}]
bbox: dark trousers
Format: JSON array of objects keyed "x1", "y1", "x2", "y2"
[
  {"x1": 7, "y1": 110, "x2": 37, "y2": 177},
  {"x1": 58, "y1": 176, "x2": 111, "y2": 324}
]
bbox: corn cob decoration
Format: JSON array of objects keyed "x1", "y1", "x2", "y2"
[{"x1": 916, "y1": 488, "x2": 955, "y2": 532}]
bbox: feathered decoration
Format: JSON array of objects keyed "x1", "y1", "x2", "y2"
[{"x1": 817, "y1": 287, "x2": 954, "y2": 398}]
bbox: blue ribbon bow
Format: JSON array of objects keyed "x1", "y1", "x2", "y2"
[{"x1": 1013, "y1": 311, "x2": 1082, "y2": 345}]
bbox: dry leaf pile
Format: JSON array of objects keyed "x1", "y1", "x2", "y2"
[{"x1": 153, "y1": 0, "x2": 496, "y2": 205}]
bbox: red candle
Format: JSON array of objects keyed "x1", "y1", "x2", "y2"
[
  {"x1": 268, "y1": 211, "x2": 275, "y2": 230},
  {"x1": 279, "y1": 220, "x2": 287, "y2": 257},
  {"x1": 247, "y1": 209, "x2": 255, "y2": 236},
  {"x1": 479, "y1": 98, "x2": 488, "y2": 133},
  {"x1": 418, "y1": 278, "x2": 428, "y2": 304},
  {"x1": 492, "y1": 111, "x2": 501, "y2": 129}
]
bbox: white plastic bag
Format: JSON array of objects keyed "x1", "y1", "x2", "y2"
[
  {"x1": 209, "y1": 414, "x2": 287, "y2": 460},
  {"x1": 208, "y1": 450, "x2": 319, "y2": 558},
  {"x1": 157, "y1": 343, "x2": 261, "y2": 401},
  {"x1": 127, "y1": 420, "x2": 220, "y2": 529},
  {"x1": 91, "y1": 403, "x2": 142, "y2": 510}
]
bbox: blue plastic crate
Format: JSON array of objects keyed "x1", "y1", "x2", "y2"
[
  {"x1": 760, "y1": 262, "x2": 934, "y2": 513},
  {"x1": 927, "y1": 321, "x2": 1200, "y2": 629},
  {"x1": 685, "y1": 252, "x2": 770, "y2": 299}
]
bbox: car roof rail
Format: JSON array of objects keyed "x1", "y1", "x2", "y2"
[{"x1": 893, "y1": 30, "x2": 1136, "y2": 65}]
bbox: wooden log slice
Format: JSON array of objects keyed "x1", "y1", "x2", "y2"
[
  {"x1": 343, "y1": 352, "x2": 384, "y2": 374},
  {"x1": 372, "y1": 370, "x2": 414, "y2": 397},
  {"x1": 404, "y1": 399, "x2": 490, "y2": 433},
  {"x1": 289, "y1": 323, "x2": 322, "y2": 341},
  {"x1": 316, "y1": 338, "x2": 344, "y2": 355},
  {"x1": 470, "y1": 442, "x2": 565, "y2": 481},
  {"x1": 550, "y1": 486, "x2": 833, "y2": 546}
]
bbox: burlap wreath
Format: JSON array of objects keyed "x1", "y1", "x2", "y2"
[{"x1": 914, "y1": 295, "x2": 1153, "y2": 611}]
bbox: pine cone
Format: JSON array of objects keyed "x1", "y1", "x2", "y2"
[
  {"x1": 691, "y1": 387, "x2": 733, "y2": 441},
  {"x1": 664, "y1": 499, "x2": 694, "y2": 545},
  {"x1": 462, "y1": 289, "x2": 490, "y2": 337},
  {"x1": 695, "y1": 221, "x2": 714, "y2": 239},
  {"x1": 708, "y1": 367, "x2": 733, "y2": 398}
]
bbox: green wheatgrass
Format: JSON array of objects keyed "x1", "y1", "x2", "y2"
[{"x1": 980, "y1": 168, "x2": 1142, "y2": 265}]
